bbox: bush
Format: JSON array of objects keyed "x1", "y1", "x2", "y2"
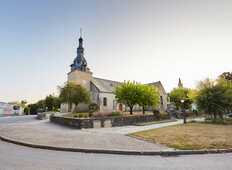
[
  {"x1": 110, "y1": 112, "x2": 122, "y2": 117},
  {"x1": 77, "y1": 112, "x2": 89, "y2": 118},
  {"x1": 23, "y1": 107, "x2": 29, "y2": 115},
  {"x1": 89, "y1": 103, "x2": 100, "y2": 113},
  {"x1": 204, "y1": 118, "x2": 232, "y2": 125},
  {"x1": 159, "y1": 112, "x2": 170, "y2": 120},
  {"x1": 153, "y1": 110, "x2": 170, "y2": 120}
]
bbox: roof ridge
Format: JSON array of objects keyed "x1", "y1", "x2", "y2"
[{"x1": 93, "y1": 77, "x2": 122, "y2": 84}]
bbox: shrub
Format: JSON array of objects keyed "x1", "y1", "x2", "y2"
[
  {"x1": 89, "y1": 103, "x2": 100, "y2": 113},
  {"x1": 110, "y1": 112, "x2": 121, "y2": 117},
  {"x1": 204, "y1": 118, "x2": 232, "y2": 125},
  {"x1": 77, "y1": 112, "x2": 89, "y2": 118},
  {"x1": 78, "y1": 113, "x2": 83, "y2": 118},
  {"x1": 159, "y1": 112, "x2": 170, "y2": 120},
  {"x1": 153, "y1": 109, "x2": 160, "y2": 118}
]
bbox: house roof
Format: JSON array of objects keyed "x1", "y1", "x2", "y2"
[
  {"x1": 147, "y1": 81, "x2": 167, "y2": 94},
  {"x1": 91, "y1": 77, "x2": 121, "y2": 93},
  {"x1": 91, "y1": 77, "x2": 166, "y2": 94}
]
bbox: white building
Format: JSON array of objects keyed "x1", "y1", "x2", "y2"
[{"x1": 0, "y1": 102, "x2": 23, "y2": 116}]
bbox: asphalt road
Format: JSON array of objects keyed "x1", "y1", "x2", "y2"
[
  {"x1": 0, "y1": 140, "x2": 231, "y2": 170},
  {"x1": 0, "y1": 115, "x2": 37, "y2": 124}
]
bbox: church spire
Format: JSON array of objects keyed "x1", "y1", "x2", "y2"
[
  {"x1": 178, "y1": 78, "x2": 183, "y2": 88},
  {"x1": 78, "y1": 28, "x2": 83, "y2": 47},
  {"x1": 70, "y1": 29, "x2": 88, "y2": 72}
]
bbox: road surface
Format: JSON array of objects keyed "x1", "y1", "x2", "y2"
[
  {"x1": 0, "y1": 115, "x2": 37, "y2": 124},
  {"x1": 0, "y1": 140, "x2": 231, "y2": 170}
]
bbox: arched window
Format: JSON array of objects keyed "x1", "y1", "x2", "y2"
[
  {"x1": 103, "y1": 97, "x2": 107, "y2": 106},
  {"x1": 160, "y1": 96, "x2": 163, "y2": 105}
]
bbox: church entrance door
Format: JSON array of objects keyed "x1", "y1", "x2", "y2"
[{"x1": 118, "y1": 104, "x2": 123, "y2": 112}]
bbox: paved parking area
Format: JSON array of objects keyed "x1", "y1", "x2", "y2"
[{"x1": 0, "y1": 120, "x2": 172, "y2": 152}]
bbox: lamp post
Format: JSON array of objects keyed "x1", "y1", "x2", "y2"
[{"x1": 181, "y1": 99, "x2": 187, "y2": 124}]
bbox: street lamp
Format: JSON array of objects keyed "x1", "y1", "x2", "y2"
[{"x1": 181, "y1": 99, "x2": 187, "y2": 124}]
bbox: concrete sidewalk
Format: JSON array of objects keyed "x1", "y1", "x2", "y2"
[{"x1": 84, "y1": 119, "x2": 182, "y2": 134}]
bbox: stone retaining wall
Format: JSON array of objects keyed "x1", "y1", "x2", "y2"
[{"x1": 50, "y1": 114, "x2": 165, "y2": 129}]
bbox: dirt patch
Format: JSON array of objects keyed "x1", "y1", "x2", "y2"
[{"x1": 130, "y1": 123, "x2": 232, "y2": 150}]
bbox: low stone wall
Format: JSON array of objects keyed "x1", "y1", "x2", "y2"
[
  {"x1": 111, "y1": 115, "x2": 158, "y2": 126},
  {"x1": 50, "y1": 114, "x2": 167, "y2": 129}
]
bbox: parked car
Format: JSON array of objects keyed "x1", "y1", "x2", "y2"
[{"x1": 226, "y1": 113, "x2": 232, "y2": 118}]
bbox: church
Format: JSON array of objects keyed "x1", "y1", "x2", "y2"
[{"x1": 61, "y1": 35, "x2": 168, "y2": 113}]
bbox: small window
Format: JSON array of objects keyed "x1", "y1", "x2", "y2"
[
  {"x1": 160, "y1": 96, "x2": 163, "y2": 105},
  {"x1": 103, "y1": 97, "x2": 107, "y2": 106}
]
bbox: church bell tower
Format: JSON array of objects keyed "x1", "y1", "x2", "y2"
[{"x1": 68, "y1": 30, "x2": 92, "y2": 89}]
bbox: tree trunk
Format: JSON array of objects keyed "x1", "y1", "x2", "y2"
[
  {"x1": 213, "y1": 112, "x2": 217, "y2": 120},
  {"x1": 219, "y1": 112, "x2": 224, "y2": 120},
  {"x1": 68, "y1": 102, "x2": 72, "y2": 112},
  {"x1": 73, "y1": 104, "x2": 79, "y2": 113},
  {"x1": 142, "y1": 106, "x2": 145, "y2": 114},
  {"x1": 129, "y1": 106, "x2": 133, "y2": 115},
  {"x1": 183, "y1": 109, "x2": 187, "y2": 124}
]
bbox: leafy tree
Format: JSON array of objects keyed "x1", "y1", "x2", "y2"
[
  {"x1": 59, "y1": 82, "x2": 90, "y2": 112},
  {"x1": 44, "y1": 95, "x2": 61, "y2": 111},
  {"x1": 53, "y1": 96, "x2": 61, "y2": 111},
  {"x1": 36, "y1": 99, "x2": 46, "y2": 111},
  {"x1": 115, "y1": 81, "x2": 141, "y2": 115},
  {"x1": 196, "y1": 81, "x2": 227, "y2": 120},
  {"x1": 89, "y1": 103, "x2": 100, "y2": 114},
  {"x1": 20, "y1": 100, "x2": 27, "y2": 109},
  {"x1": 23, "y1": 107, "x2": 29, "y2": 115},
  {"x1": 169, "y1": 87, "x2": 193, "y2": 110},
  {"x1": 139, "y1": 84, "x2": 160, "y2": 114},
  {"x1": 220, "y1": 72, "x2": 232, "y2": 81},
  {"x1": 217, "y1": 75, "x2": 232, "y2": 113},
  {"x1": 45, "y1": 95, "x2": 54, "y2": 111},
  {"x1": 27, "y1": 103, "x2": 39, "y2": 115}
]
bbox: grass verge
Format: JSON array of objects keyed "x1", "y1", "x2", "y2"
[{"x1": 130, "y1": 123, "x2": 232, "y2": 150}]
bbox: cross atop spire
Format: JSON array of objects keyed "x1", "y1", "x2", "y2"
[
  {"x1": 80, "y1": 28, "x2": 82, "y2": 37},
  {"x1": 78, "y1": 28, "x2": 83, "y2": 47}
]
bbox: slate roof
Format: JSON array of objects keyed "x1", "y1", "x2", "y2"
[
  {"x1": 147, "y1": 81, "x2": 167, "y2": 94},
  {"x1": 91, "y1": 77, "x2": 122, "y2": 93},
  {"x1": 91, "y1": 77, "x2": 166, "y2": 94}
]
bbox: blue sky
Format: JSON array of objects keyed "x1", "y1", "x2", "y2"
[{"x1": 1, "y1": 0, "x2": 232, "y2": 103}]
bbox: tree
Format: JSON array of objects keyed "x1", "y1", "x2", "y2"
[
  {"x1": 44, "y1": 95, "x2": 61, "y2": 111},
  {"x1": 217, "y1": 75, "x2": 232, "y2": 113},
  {"x1": 196, "y1": 82, "x2": 227, "y2": 120},
  {"x1": 169, "y1": 87, "x2": 193, "y2": 110},
  {"x1": 169, "y1": 87, "x2": 193, "y2": 123},
  {"x1": 53, "y1": 96, "x2": 61, "y2": 111},
  {"x1": 139, "y1": 84, "x2": 160, "y2": 114},
  {"x1": 115, "y1": 81, "x2": 141, "y2": 115},
  {"x1": 45, "y1": 95, "x2": 54, "y2": 111},
  {"x1": 20, "y1": 100, "x2": 27, "y2": 109},
  {"x1": 36, "y1": 99, "x2": 46, "y2": 111},
  {"x1": 27, "y1": 103, "x2": 39, "y2": 115},
  {"x1": 220, "y1": 72, "x2": 232, "y2": 81},
  {"x1": 59, "y1": 82, "x2": 90, "y2": 112}
]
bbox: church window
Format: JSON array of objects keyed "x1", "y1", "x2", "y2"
[
  {"x1": 160, "y1": 96, "x2": 163, "y2": 105},
  {"x1": 103, "y1": 97, "x2": 107, "y2": 106}
]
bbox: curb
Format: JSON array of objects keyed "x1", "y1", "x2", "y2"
[{"x1": 1, "y1": 135, "x2": 232, "y2": 156}]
